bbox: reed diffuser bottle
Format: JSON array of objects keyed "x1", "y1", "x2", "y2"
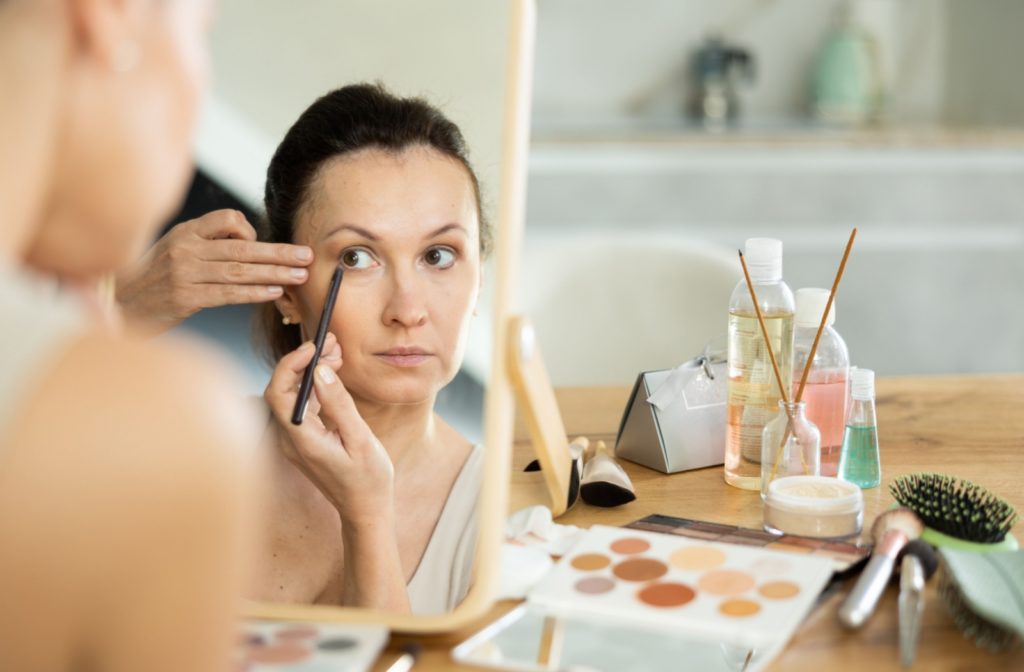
[
  {"x1": 726, "y1": 238, "x2": 795, "y2": 490},
  {"x1": 760, "y1": 400, "x2": 821, "y2": 499},
  {"x1": 839, "y1": 368, "x2": 880, "y2": 488},
  {"x1": 792, "y1": 288, "x2": 849, "y2": 477}
]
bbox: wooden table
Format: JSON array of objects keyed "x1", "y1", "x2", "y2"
[{"x1": 381, "y1": 375, "x2": 1024, "y2": 670}]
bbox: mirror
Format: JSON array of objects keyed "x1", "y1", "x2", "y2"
[
  {"x1": 187, "y1": 0, "x2": 536, "y2": 631},
  {"x1": 453, "y1": 604, "x2": 783, "y2": 672}
]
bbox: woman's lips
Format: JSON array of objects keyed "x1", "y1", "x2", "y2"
[{"x1": 374, "y1": 347, "x2": 433, "y2": 367}]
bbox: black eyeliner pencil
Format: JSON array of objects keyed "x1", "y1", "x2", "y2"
[{"x1": 291, "y1": 264, "x2": 344, "y2": 425}]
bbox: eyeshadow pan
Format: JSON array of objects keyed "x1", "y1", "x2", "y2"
[
  {"x1": 317, "y1": 637, "x2": 357, "y2": 651},
  {"x1": 629, "y1": 521, "x2": 678, "y2": 535},
  {"x1": 575, "y1": 576, "x2": 616, "y2": 595},
  {"x1": 637, "y1": 582, "x2": 696, "y2": 608},
  {"x1": 758, "y1": 581, "x2": 801, "y2": 600},
  {"x1": 719, "y1": 598, "x2": 762, "y2": 618},
  {"x1": 275, "y1": 625, "x2": 319, "y2": 641},
  {"x1": 613, "y1": 558, "x2": 669, "y2": 582},
  {"x1": 571, "y1": 553, "x2": 612, "y2": 571},
  {"x1": 247, "y1": 643, "x2": 311, "y2": 664},
  {"x1": 698, "y1": 570, "x2": 756, "y2": 596},
  {"x1": 670, "y1": 528, "x2": 721, "y2": 540},
  {"x1": 767, "y1": 542, "x2": 814, "y2": 554},
  {"x1": 748, "y1": 556, "x2": 792, "y2": 576},
  {"x1": 610, "y1": 537, "x2": 651, "y2": 554},
  {"x1": 670, "y1": 545, "x2": 727, "y2": 571},
  {"x1": 717, "y1": 534, "x2": 767, "y2": 547},
  {"x1": 689, "y1": 522, "x2": 735, "y2": 534}
]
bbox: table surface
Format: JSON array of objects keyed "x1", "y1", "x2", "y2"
[{"x1": 378, "y1": 374, "x2": 1024, "y2": 671}]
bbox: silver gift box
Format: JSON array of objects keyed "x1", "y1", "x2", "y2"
[{"x1": 614, "y1": 359, "x2": 727, "y2": 474}]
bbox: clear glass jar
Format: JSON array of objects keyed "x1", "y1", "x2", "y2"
[{"x1": 760, "y1": 400, "x2": 821, "y2": 499}]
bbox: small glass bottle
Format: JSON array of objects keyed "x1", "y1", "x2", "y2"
[
  {"x1": 838, "y1": 368, "x2": 880, "y2": 488},
  {"x1": 726, "y1": 238, "x2": 796, "y2": 491},
  {"x1": 760, "y1": 400, "x2": 821, "y2": 499},
  {"x1": 792, "y1": 288, "x2": 849, "y2": 477}
]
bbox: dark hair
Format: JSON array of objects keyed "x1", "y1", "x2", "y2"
[{"x1": 254, "y1": 82, "x2": 491, "y2": 364}]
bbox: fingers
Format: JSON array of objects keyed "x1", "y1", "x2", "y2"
[
  {"x1": 193, "y1": 260, "x2": 308, "y2": 286},
  {"x1": 203, "y1": 238, "x2": 313, "y2": 267},
  {"x1": 265, "y1": 334, "x2": 340, "y2": 404},
  {"x1": 312, "y1": 362, "x2": 372, "y2": 450},
  {"x1": 191, "y1": 209, "x2": 258, "y2": 241},
  {"x1": 193, "y1": 283, "x2": 284, "y2": 308}
]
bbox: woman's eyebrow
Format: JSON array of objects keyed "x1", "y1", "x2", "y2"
[
  {"x1": 321, "y1": 223, "x2": 378, "y2": 242},
  {"x1": 426, "y1": 223, "x2": 468, "y2": 239}
]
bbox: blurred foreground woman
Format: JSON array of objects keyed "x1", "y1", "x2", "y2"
[{"x1": 0, "y1": 1, "x2": 260, "y2": 671}]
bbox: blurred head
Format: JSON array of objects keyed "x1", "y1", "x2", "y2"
[
  {"x1": 258, "y1": 83, "x2": 490, "y2": 407},
  {"x1": 24, "y1": 0, "x2": 214, "y2": 279}
]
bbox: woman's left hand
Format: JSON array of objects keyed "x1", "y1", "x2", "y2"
[{"x1": 263, "y1": 334, "x2": 395, "y2": 527}]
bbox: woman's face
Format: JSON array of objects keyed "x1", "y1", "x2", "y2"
[
  {"x1": 29, "y1": 0, "x2": 214, "y2": 278},
  {"x1": 284, "y1": 146, "x2": 482, "y2": 407}
]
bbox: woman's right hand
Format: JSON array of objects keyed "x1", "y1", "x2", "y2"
[{"x1": 264, "y1": 334, "x2": 395, "y2": 526}]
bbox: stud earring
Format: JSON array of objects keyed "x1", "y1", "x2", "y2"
[{"x1": 282, "y1": 316, "x2": 292, "y2": 326}]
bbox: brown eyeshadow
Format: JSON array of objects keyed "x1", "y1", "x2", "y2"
[
  {"x1": 670, "y1": 528, "x2": 721, "y2": 540},
  {"x1": 767, "y1": 542, "x2": 814, "y2": 555},
  {"x1": 612, "y1": 558, "x2": 669, "y2": 582},
  {"x1": 758, "y1": 581, "x2": 801, "y2": 600},
  {"x1": 718, "y1": 534, "x2": 767, "y2": 547},
  {"x1": 247, "y1": 643, "x2": 311, "y2": 664},
  {"x1": 571, "y1": 553, "x2": 612, "y2": 571},
  {"x1": 610, "y1": 538, "x2": 651, "y2": 555},
  {"x1": 698, "y1": 570, "x2": 756, "y2": 596},
  {"x1": 637, "y1": 582, "x2": 696, "y2": 608},
  {"x1": 575, "y1": 576, "x2": 616, "y2": 595},
  {"x1": 719, "y1": 598, "x2": 762, "y2": 618}
]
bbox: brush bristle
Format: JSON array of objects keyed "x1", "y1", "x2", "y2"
[
  {"x1": 890, "y1": 473, "x2": 1019, "y2": 544},
  {"x1": 939, "y1": 564, "x2": 1022, "y2": 653}
]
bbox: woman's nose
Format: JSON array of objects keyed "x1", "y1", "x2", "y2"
[{"x1": 381, "y1": 272, "x2": 427, "y2": 328}]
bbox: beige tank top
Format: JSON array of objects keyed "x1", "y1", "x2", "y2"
[
  {"x1": 406, "y1": 442, "x2": 483, "y2": 615},
  {"x1": 0, "y1": 263, "x2": 85, "y2": 446}
]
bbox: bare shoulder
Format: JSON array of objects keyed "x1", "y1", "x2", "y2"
[{"x1": 1, "y1": 325, "x2": 263, "y2": 518}]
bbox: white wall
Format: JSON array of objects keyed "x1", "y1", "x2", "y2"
[{"x1": 203, "y1": 0, "x2": 510, "y2": 209}]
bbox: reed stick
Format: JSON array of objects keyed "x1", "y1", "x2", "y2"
[
  {"x1": 768, "y1": 228, "x2": 858, "y2": 484},
  {"x1": 738, "y1": 251, "x2": 790, "y2": 404}
]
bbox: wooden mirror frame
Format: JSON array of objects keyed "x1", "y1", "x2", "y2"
[{"x1": 245, "y1": 0, "x2": 536, "y2": 634}]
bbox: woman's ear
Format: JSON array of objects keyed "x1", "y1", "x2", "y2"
[{"x1": 275, "y1": 288, "x2": 302, "y2": 325}]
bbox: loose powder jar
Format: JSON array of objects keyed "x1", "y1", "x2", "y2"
[{"x1": 763, "y1": 476, "x2": 863, "y2": 539}]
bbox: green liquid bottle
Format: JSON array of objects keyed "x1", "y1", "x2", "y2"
[{"x1": 838, "y1": 368, "x2": 880, "y2": 488}]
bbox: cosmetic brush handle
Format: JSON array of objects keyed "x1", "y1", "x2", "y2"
[{"x1": 838, "y1": 552, "x2": 897, "y2": 629}]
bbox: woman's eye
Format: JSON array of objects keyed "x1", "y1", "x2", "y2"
[
  {"x1": 340, "y1": 247, "x2": 375, "y2": 270},
  {"x1": 424, "y1": 246, "x2": 456, "y2": 269}
]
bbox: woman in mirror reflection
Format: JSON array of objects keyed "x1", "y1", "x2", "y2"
[{"x1": 255, "y1": 83, "x2": 489, "y2": 615}]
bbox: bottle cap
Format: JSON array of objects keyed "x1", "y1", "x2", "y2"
[
  {"x1": 795, "y1": 288, "x2": 836, "y2": 327},
  {"x1": 851, "y1": 368, "x2": 875, "y2": 400},
  {"x1": 744, "y1": 238, "x2": 783, "y2": 282}
]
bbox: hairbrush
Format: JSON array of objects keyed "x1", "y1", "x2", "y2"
[
  {"x1": 890, "y1": 473, "x2": 1019, "y2": 550},
  {"x1": 938, "y1": 548, "x2": 1024, "y2": 653}
]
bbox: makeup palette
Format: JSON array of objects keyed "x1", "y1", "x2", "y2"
[
  {"x1": 529, "y1": 525, "x2": 833, "y2": 649},
  {"x1": 626, "y1": 513, "x2": 871, "y2": 576},
  {"x1": 235, "y1": 621, "x2": 387, "y2": 672}
]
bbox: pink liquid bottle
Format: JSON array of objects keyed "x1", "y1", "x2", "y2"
[{"x1": 792, "y1": 288, "x2": 849, "y2": 477}]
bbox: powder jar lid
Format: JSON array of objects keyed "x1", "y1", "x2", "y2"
[{"x1": 766, "y1": 476, "x2": 864, "y2": 515}]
